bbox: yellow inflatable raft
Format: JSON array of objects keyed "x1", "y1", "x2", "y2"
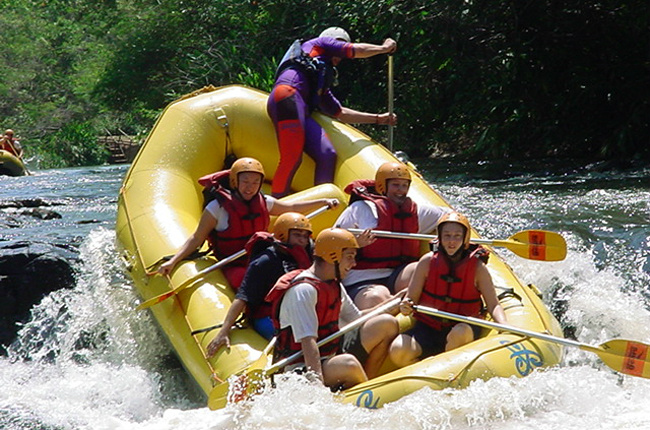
[
  {"x1": 116, "y1": 85, "x2": 564, "y2": 410},
  {"x1": 0, "y1": 149, "x2": 27, "y2": 176}
]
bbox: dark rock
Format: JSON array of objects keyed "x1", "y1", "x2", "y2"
[
  {"x1": 0, "y1": 198, "x2": 64, "y2": 209},
  {"x1": 77, "y1": 219, "x2": 101, "y2": 225},
  {"x1": 18, "y1": 208, "x2": 62, "y2": 220},
  {"x1": 0, "y1": 241, "x2": 78, "y2": 353},
  {"x1": 0, "y1": 215, "x2": 21, "y2": 229}
]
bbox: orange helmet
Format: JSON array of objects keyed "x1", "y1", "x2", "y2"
[
  {"x1": 313, "y1": 228, "x2": 359, "y2": 264},
  {"x1": 273, "y1": 212, "x2": 312, "y2": 242},
  {"x1": 436, "y1": 211, "x2": 472, "y2": 250},
  {"x1": 375, "y1": 162, "x2": 411, "y2": 195},
  {"x1": 229, "y1": 157, "x2": 265, "y2": 190},
  {"x1": 4, "y1": 129, "x2": 14, "y2": 136}
]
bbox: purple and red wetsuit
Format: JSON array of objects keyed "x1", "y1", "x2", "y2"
[{"x1": 267, "y1": 37, "x2": 355, "y2": 197}]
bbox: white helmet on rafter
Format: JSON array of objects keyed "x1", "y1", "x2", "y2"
[{"x1": 319, "y1": 27, "x2": 351, "y2": 43}]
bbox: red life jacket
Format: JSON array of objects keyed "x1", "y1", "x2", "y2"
[
  {"x1": 1, "y1": 137, "x2": 19, "y2": 156},
  {"x1": 345, "y1": 180, "x2": 420, "y2": 269},
  {"x1": 244, "y1": 231, "x2": 312, "y2": 271},
  {"x1": 198, "y1": 170, "x2": 269, "y2": 262},
  {"x1": 265, "y1": 269, "x2": 342, "y2": 364},
  {"x1": 414, "y1": 244, "x2": 489, "y2": 330},
  {"x1": 244, "y1": 232, "x2": 313, "y2": 319}
]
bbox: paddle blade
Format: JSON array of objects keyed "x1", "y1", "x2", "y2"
[
  {"x1": 507, "y1": 230, "x2": 567, "y2": 261},
  {"x1": 208, "y1": 369, "x2": 267, "y2": 410},
  {"x1": 593, "y1": 339, "x2": 650, "y2": 379},
  {"x1": 136, "y1": 291, "x2": 176, "y2": 310}
]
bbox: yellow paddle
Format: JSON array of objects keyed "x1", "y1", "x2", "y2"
[
  {"x1": 413, "y1": 304, "x2": 650, "y2": 379},
  {"x1": 347, "y1": 228, "x2": 567, "y2": 261},
  {"x1": 137, "y1": 205, "x2": 332, "y2": 310},
  {"x1": 207, "y1": 297, "x2": 401, "y2": 410}
]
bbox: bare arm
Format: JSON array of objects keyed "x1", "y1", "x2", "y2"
[
  {"x1": 337, "y1": 107, "x2": 397, "y2": 126},
  {"x1": 475, "y1": 262, "x2": 508, "y2": 324},
  {"x1": 157, "y1": 209, "x2": 217, "y2": 276},
  {"x1": 400, "y1": 252, "x2": 432, "y2": 315},
  {"x1": 301, "y1": 336, "x2": 324, "y2": 381},
  {"x1": 270, "y1": 198, "x2": 339, "y2": 215},
  {"x1": 351, "y1": 38, "x2": 396, "y2": 58},
  {"x1": 206, "y1": 298, "x2": 247, "y2": 357}
]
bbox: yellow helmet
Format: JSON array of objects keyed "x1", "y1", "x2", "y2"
[
  {"x1": 319, "y1": 27, "x2": 351, "y2": 43},
  {"x1": 313, "y1": 228, "x2": 359, "y2": 264},
  {"x1": 4, "y1": 129, "x2": 14, "y2": 136},
  {"x1": 229, "y1": 157, "x2": 265, "y2": 189},
  {"x1": 375, "y1": 161, "x2": 411, "y2": 195},
  {"x1": 273, "y1": 212, "x2": 312, "y2": 242},
  {"x1": 436, "y1": 211, "x2": 472, "y2": 249}
]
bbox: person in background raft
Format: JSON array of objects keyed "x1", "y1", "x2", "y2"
[
  {"x1": 157, "y1": 157, "x2": 338, "y2": 288},
  {"x1": 266, "y1": 228, "x2": 399, "y2": 388},
  {"x1": 206, "y1": 212, "x2": 314, "y2": 356},
  {"x1": 388, "y1": 212, "x2": 508, "y2": 367},
  {"x1": 268, "y1": 27, "x2": 397, "y2": 198},
  {"x1": 335, "y1": 161, "x2": 448, "y2": 309},
  {"x1": 0, "y1": 129, "x2": 23, "y2": 158}
]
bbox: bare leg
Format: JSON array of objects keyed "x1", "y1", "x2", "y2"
[
  {"x1": 393, "y1": 262, "x2": 418, "y2": 292},
  {"x1": 388, "y1": 333, "x2": 422, "y2": 368},
  {"x1": 359, "y1": 314, "x2": 399, "y2": 378},
  {"x1": 445, "y1": 323, "x2": 474, "y2": 351},
  {"x1": 353, "y1": 284, "x2": 392, "y2": 310},
  {"x1": 322, "y1": 353, "x2": 367, "y2": 389}
]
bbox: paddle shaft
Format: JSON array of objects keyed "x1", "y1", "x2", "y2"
[
  {"x1": 413, "y1": 304, "x2": 584, "y2": 350},
  {"x1": 347, "y1": 228, "x2": 566, "y2": 262},
  {"x1": 349, "y1": 228, "x2": 510, "y2": 247},
  {"x1": 266, "y1": 297, "x2": 401, "y2": 376},
  {"x1": 138, "y1": 205, "x2": 332, "y2": 310},
  {"x1": 413, "y1": 304, "x2": 650, "y2": 379},
  {"x1": 387, "y1": 55, "x2": 394, "y2": 152},
  {"x1": 194, "y1": 204, "x2": 329, "y2": 279}
]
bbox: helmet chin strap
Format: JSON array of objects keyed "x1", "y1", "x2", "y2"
[{"x1": 334, "y1": 262, "x2": 342, "y2": 282}]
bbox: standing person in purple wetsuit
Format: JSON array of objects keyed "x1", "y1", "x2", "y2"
[{"x1": 267, "y1": 27, "x2": 397, "y2": 198}]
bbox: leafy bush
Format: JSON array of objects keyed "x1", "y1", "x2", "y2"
[
  {"x1": 39, "y1": 122, "x2": 109, "y2": 168},
  {"x1": 1, "y1": 0, "x2": 648, "y2": 165}
]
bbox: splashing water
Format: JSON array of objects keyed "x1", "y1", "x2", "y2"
[{"x1": 1, "y1": 163, "x2": 648, "y2": 429}]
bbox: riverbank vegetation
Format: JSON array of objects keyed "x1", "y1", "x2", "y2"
[{"x1": 1, "y1": 0, "x2": 647, "y2": 167}]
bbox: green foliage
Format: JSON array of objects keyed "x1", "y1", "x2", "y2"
[
  {"x1": 0, "y1": 0, "x2": 648, "y2": 166},
  {"x1": 37, "y1": 122, "x2": 109, "y2": 168}
]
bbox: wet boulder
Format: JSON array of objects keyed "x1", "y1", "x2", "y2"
[{"x1": 0, "y1": 241, "x2": 78, "y2": 353}]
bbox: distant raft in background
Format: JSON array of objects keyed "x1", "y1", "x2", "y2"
[
  {"x1": 115, "y1": 84, "x2": 565, "y2": 411},
  {"x1": 0, "y1": 149, "x2": 27, "y2": 176}
]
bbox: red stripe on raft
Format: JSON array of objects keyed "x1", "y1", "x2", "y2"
[{"x1": 527, "y1": 230, "x2": 546, "y2": 261}]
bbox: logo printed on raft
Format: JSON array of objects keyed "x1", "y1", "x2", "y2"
[
  {"x1": 354, "y1": 342, "x2": 544, "y2": 408},
  {"x1": 501, "y1": 341, "x2": 544, "y2": 376},
  {"x1": 355, "y1": 389, "x2": 380, "y2": 409}
]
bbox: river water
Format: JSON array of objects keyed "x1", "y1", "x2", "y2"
[{"x1": 1, "y1": 160, "x2": 649, "y2": 430}]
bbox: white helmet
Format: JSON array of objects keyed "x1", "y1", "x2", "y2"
[{"x1": 319, "y1": 27, "x2": 351, "y2": 43}]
